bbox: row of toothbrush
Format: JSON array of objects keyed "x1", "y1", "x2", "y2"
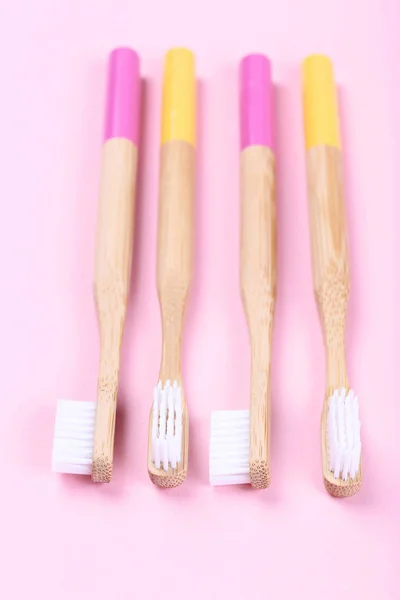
[{"x1": 52, "y1": 47, "x2": 362, "y2": 498}]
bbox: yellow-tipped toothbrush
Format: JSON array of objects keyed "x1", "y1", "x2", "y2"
[
  {"x1": 302, "y1": 55, "x2": 362, "y2": 497},
  {"x1": 147, "y1": 48, "x2": 195, "y2": 488}
]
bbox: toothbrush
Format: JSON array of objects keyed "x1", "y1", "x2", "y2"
[
  {"x1": 147, "y1": 48, "x2": 195, "y2": 488},
  {"x1": 302, "y1": 55, "x2": 361, "y2": 497},
  {"x1": 52, "y1": 48, "x2": 141, "y2": 482},
  {"x1": 209, "y1": 54, "x2": 276, "y2": 488}
]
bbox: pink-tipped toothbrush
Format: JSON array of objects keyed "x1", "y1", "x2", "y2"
[
  {"x1": 52, "y1": 48, "x2": 140, "y2": 483},
  {"x1": 210, "y1": 54, "x2": 276, "y2": 487}
]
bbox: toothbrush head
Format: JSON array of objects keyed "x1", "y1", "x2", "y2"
[
  {"x1": 52, "y1": 399, "x2": 116, "y2": 483},
  {"x1": 209, "y1": 409, "x2": 270, "y2": 488},
  {"x1": 147, "y1": 380, "x2": 188, "y2": 488},
  {"x1": 323, "y1": 387, "x2": 362, "y2": 497}
]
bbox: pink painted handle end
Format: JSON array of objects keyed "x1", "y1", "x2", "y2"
[
  {"x1": 240, "y1": 54, "x2": 273, "y2": 151},
  {"x1": 104, "y1": 47, "x2": 140, "y2": 144}
]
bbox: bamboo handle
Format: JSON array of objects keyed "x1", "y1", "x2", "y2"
[
  {"x1": 157, "y1": 49, "x2": 195, "y2": 384},
  {"x1": 240, "y1": 145, "x2": 276, "y2": 485},
  {"x1": 92, "y1": 138, "x2": 138, "y2": 482},
  {"x1": 302, "y1": 55, "x2": 349, "y2": 392},
  {"x1": 306, "y1": 145, "x2": 349, "y2": 390},
  {"x1": 157, "y1": 140, "x2": 195, "y2": 382}
]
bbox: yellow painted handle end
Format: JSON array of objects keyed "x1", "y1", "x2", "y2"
[
  {"x1": 302, "y1": 55, "x2": 340, "y2": 150},
  {"x1": 162, "y1": 48, "x2": 195, "y2": 145}
]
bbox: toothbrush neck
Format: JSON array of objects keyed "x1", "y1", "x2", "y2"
[
  {"x1": 97, "y1": 334, "x2": 121, "y2": 407},
  {"x1": 326, "y1": 342, "x2": 349, "y2": 392},
  {"x1": 159, "y1": 318, "x2": 183, "y2": 382}
]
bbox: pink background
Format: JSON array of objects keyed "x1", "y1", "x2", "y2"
[{"x1": 1, "y1": 1, "x2": 399, "y2": 598}]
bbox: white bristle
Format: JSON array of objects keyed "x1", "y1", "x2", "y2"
[
  {"x1": 152, "y1": 386, "x2": 160, "y2": 468},
  {"x1": 151, "y1": 380, "x2": 183, "y2": 471},
  {"x1": 209, "y1": 410, "x2": 250, "y2": 486},
  {"x1": 167, "y1": 386, "x2": 176, "y2": 468},
  {"x1": 52, "y1": 399, "x2": 96, "y2": 475},
  {"x1": 175, "y1": 385, "x2": 183, "y2": 468},
  {"x1": 159, "y1": 383, "x2": 168, "y2": 470},
  {"x1": 327, "y1": 388, "x2": 361, "y2": 480}
]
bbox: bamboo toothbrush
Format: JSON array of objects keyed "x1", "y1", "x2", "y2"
[
  {"x1": 147, "y1": 48, "x2": 195, "y2": 488},
  {"x1": 302, "y1": 55, "x2": 361, "y2": 497},
  {"x1": 209, "y1": 54, "x2": 276, "y2": 488},
  {"x1": 52, "y1": 48, "x2": 140, "y2": 482}
]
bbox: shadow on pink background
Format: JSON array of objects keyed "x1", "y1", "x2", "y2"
[{"x1": 1, "y1": 0, "x2": 399, "y2": 598}]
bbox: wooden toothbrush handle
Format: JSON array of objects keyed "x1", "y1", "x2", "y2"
[
  {"x1": 92, "y1": 138, "x2": 138, "y2": 482},
  {"x1": 157, "y1": 140, "x2": 195, "y2": 381},
  {"x1": 306, "y1": 145, "x2": 349, "y2": 388},
  {"x1": 240, "y1": 146, "x2": 276, "y2": 472}
]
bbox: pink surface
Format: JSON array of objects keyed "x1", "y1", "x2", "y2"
[
  {"x1": 0, "y1": 1, "x2": 399, "y2": 599},
  {"x1": 104, "y1": 47, "x2": 140, "y2": 143},
  {"x1": 240, "y1": 54, "x2": 273, "y2": 149}
]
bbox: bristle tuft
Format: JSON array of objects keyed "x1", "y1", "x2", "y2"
[
  {"x1": 209, "y1": 410, "x2": 250, "y2": 486},
  {"x1": 327, "y1": 389, "x2": 361, "y2": 480},
  {"x1": 151, "y1": 381, "x2": 183, "y2": 471},
  {"x1": 52, "y1": 399, "x2": 96, "y2": 475}
]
